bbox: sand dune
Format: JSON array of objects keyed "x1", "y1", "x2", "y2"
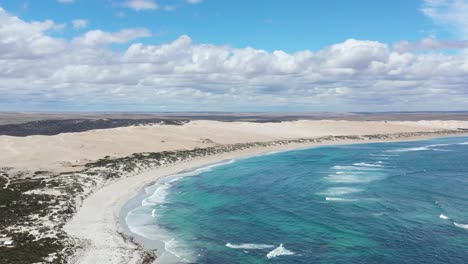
[{"x1": 2, "y1": 120, "x2": 467, "y2": 173}]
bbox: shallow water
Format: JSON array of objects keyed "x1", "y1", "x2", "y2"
[{"x1": 126, "y1": 137, "x2": 468, "y2": 263}]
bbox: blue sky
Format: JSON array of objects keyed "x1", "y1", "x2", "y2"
[
  {"x1": 0, "y1": 0, "x2": 454, "y2": 52},
  {"x1": 0, "y1": 0, "x2": 467, "y2": 112}
]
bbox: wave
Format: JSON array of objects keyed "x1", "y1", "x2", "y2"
[
  {"x1": 387, "y1": 142, "x2": 458, "y2": 153},
  {"x1": 165, "y1": 238, "x2": 196, "y2": 263},
  {"x1": 454, "y1": 222, "x2": 468, "y2": 230},
  {"x1": 427, "y1": 143, "x2": 452, "y2": 148},
  {"x1": 332, "y1": 165, "x2": 382, "y2": 171},
  {"x1": 179, "y1": 159, "x2": 236, "y2": 177},
  {"x1": 370, "y1": 154, "x2": 397, "y2": 157},
  {"x1": 458, "y1": 142, "x2": 468, "y2": 145},
  {"x1": 440, "y1": 214, "x2": 449, "y2": 220},
  {"x1": 142, "y1": 160, "x2": 236, "y2": 208},
  {"x1": 325, "y1": 197, "x2": 356, "y2": 202},
  {"x1": 226, "y1": 243, "x2": 275, "y2": 250},
  {"x1": 318, "y1": 187, "x2": 363, "y2": 196},
  {"x1": 353, "y1": 162, "x2": 383, "y2": 167},
  {"x1": 142, "y1": 182, "x2": 172, "y2": 207},
  {"x1": 266, "y1": 244, "x2": 295, "y2": 259},
  {"x1": 326, "y1": 174, "x2": 382, "y2": 183},
  {"x1": 387, "y1": 147, "x2": 431, "y2": 152}
]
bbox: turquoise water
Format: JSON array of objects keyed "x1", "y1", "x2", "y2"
[{"x1": 126, "y1": 137, "x2": 468, "y2": 263}]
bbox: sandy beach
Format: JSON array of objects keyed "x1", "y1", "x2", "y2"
[{"x1": 2, "y1": 120, "x2": 468, "y2": 263}]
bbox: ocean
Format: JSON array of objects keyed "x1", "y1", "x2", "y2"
[{"x1": 125, "y1": 137, "x2": 468, "y2": 263}]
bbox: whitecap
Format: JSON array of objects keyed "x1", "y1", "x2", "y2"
[
  {"x1": 226, "y1": 243, "x2": 275, "y2": 250},
  {"x1": 266, "y1": 244, "x2": 294, "y2": 259},
  {"x1": 454, "y1": 222, "x2": 468, "y2": 230},
  {"x1": 325, "y1": 197, "x2": 355, "y2": 202},
  {"x1": 440, "y1": 214, "x2": 449, "y2": 220},
  {"x1": 427, "y1": 143, "x2": 452, "y2": 148},
  {"x1": 370, "y1": 154, "x2": 397, "y2": 157},
  {"x1": 386, "y1": 147, "x2": 431, "y2": 152},
  {"x1": 151, "y1": 209, "x2": 157, "y2": 218},
  {"x1": 353, "y1": 162, "x2": 383, "y2": 167},
  {"x1": 325, "y1": 174, "x2": 382, "y2": 183},
  {"x1": 332, "y1": 165, "x2": 382, "y2": 171},
  {"x1": 458, "y1": 142, "x2": 468, "y2": 145},
  {"x1": 318, "y1": 187, "x2": 363, "y2": 196}
]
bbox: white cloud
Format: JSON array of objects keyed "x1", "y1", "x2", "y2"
[
  {"x1": 72, "y1": 19, "x2": 88, "y2": 29},
  {"x1": 422, "y1": 0, "x2": 468, "y2": 38},
  {"x1": 0, "y1": 7, "x2": 468, "y2": 111},
  {"x1": 394, "y1": 37, "x2": 468, "y2": 52},
  {"x1": 0, "y1": 8, "x2": 66, "y2": 59},
  {"x1": 57, "y1": 0, "x2": 74, "y2": 3},
  {"x1": 72, "y1": 28, "x2": 152, "y2": 46},
  {"x1": 187, "y1": 0, "x2": 202, "y2": 4},
  {"x1": 123, "y1": 0, "x2": 158, "y2": 11}
]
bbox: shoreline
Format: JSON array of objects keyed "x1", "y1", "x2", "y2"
[{"x1": 64, "y1": 132, "x2": 468, "y2": 264}]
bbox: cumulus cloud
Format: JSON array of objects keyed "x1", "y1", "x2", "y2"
[
  {"x1": 0, "y1": 7, "x2": 467, "y2": 111},
  {"x1": 123, "y1": 0, "x2": 158, "y2": 11},
  {"x1": 72, "y1": 28, "x2": 152, "y2": 46},
  {"x1": 72, "y1": 19, "x2": 88, "y2": 29}
]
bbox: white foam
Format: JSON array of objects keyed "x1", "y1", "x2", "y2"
[
  {"x1": 226, "y1": 243, "x2": 275, "y2": 250},
  {"x1": 325, "y1": 174, "x2": 382, "y2": 183},
  {"x1": 142, "y1": 182, "x2": 172, "y2": 207},
  {"x1": 353, "y1": 162, "x2": 383, "y2": 167},
  {"x1": 318, "y1": 187, "x2": 363, "y2": 196},
  {"x1": 266, "y1": 244, "x2": 295, "y2": 259},
  {"x1": 440, "y1": 214, "x2": 449, "y2": 220},
  {"x1": 190, "y1": 159, "x2": 235, "y2": 175},
  {"x1": 151, "y1": 209, "x2": 157, "y2": 218},
  {"x1": 332, "y1": 165, "x2": 382, "y2": 171},
  {"x1": 387, "y1": 147, "x2": 431, "y2": 152},
  {"x1": 370, "y1": 154, "x2": 397, "y2": 157},
  {"x1": 427, "y1": 143, "x2": 452, "y2": 148},
  {"x1": 325, "y1": 197, "x2": 355, "y2": 202},
  {"x1": 454, "y1": 222, "x2": 468, "y2": 230},
  {"x1": 458, "y1": 142, "x2": 468, "y2": 145},
  {"x1": 165, "y1": 238, "x2": 196, "y2": 263}
]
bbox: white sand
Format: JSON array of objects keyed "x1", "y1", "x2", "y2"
[
  {"x1": 3, "y1": 120, "x2": 467, "y2": 173},
  {"x1": 2, "y1": 120, "x2": 468, "y2": 263}
]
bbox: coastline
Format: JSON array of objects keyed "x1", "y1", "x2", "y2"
[{"x1": 64, "y1": 132, "x2": 468, "y2": 264}]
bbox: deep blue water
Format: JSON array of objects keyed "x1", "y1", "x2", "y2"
[{"x1": 126, "y1": 137, "x2": 468, "y2": 264}]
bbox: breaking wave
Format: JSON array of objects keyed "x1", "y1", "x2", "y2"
[
  {"x1": 454, "y1": 222, "x2": 468, "y2": 230},
  {"x1": 226, "y1": 243, "x2": 275, "y2": 250},
  {"x1": 353, "y1": 162, "x2": 383, "y2": 167},
  {"x1": 440, "y1": 214, "x2": 449, "y2": 220},
  {"x1": 325, "y1": 197, "x2": 356, "y2": 202},
  {"x1": 266, "y1": 244, "x2": 295, "y2": 259},
  {"x1": 332, "y1": 165, "x2": 382, "y2": 171},
  {"x1": 387, "y1": 147, "x2": 431, "y2": 152},
  {"x1": 318, "y1": 187, "x2": 363, "y2": 196}
]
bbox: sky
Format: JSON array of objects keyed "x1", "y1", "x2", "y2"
[{"x1": 0, "y1": 0, "x2": 467, "y2": 112}]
